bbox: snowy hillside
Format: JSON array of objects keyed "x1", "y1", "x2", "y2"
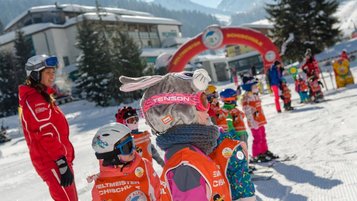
[
  {"x1": 150, "y1": 0, "x2": 356, "y2": 34},
  {"x1": 336, "y1": 0, "x2": 357, "y2": 38},
  {"x1": 217, "y1": 0, "x2": 273, "y2": 13},
  {"x1": 152, "y1": 0, "x2": 229, "y2": 14},
  {"x1": 1, "y1": 63, "x2": 357, "y2": 200}
]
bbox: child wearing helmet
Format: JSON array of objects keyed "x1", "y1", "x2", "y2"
[
  {"x1": 308, "y1": 75, "x2": 324, "y2": 103},
  {"x1": 218, "y1": 88, "x2": 249, "y2": 144},
  {"x1": 89, "y1": 122, "x2": 160, "y2": 201},
  {"x1": 205, "y1": 84, "x2": 221, "y2": 124},
  {"x1": 241, "y1": 77, "x2": 278, "y2": 163},
  {"x1": 119, "y1": 69, "x2": 231, "y2": 201},
  {"x1": 115, "y1": 106, "x2": 165, "y2": 167},
  {"x1": 18, "y1": 55, "x2": 78, "y2": 200},
  {"x1": 296, "y1": 76, "x2": 309, "y2": 103},
  {"x1": 281, "y1": 79, "x2": 294, "y2": 111}
]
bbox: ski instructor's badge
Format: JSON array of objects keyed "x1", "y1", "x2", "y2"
[
  {"x1": 222, "y1": 147, "x2": 233, "y2": 158},
  {"x1": 236, "y1": 151, "x2": 244, "y2": 160},
  {"x1": 135, "y1": 167, "x2": 144, "y2": 178}
]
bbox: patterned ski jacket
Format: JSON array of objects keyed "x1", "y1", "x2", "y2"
[
  {"x1": 18, "y1": 85, "x2": 74, "y2": 177},
  {"x1": 241, "y1": 92, "x2": 267, "y2": 129},
  {"x1": 91, "y1": 152, "x2": 160, "y2": 201},
  {"x1": 209, "y1": 137, "x2": 255, "y2": 200}
]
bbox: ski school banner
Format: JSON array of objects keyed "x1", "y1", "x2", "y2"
[{"x1": 167, "y1": 25, "x2": 281, "y2": 73}]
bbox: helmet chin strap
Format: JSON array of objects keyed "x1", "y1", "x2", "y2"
[
  {"x1": 102, "y1": 154, "x2": 133, "y2": 171},
  {"x1": 99, "y1": 149, "x2": 133, "y2": 170},
  {"x1": 117, "y1": 155, "x2": 134, "y2": 172}
]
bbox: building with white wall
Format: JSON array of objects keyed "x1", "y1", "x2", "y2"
[{"x1": 0, "y1": 3, "x2": 182, "y2": 68}]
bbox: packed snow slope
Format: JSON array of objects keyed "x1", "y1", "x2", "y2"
[{"x1": 1, "y1": 67, "x2": 357, "y2": 201}]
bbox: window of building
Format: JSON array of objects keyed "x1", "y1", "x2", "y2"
[
  {"x1": 147, "y1": 40, "x2": 152, "y2": 48},
  {"x1": 214, "y1": 62, "x2": 228, "y2": 81},
  {"x1": 33, "y1": 17, "x2": 42, "y2": 23},
  {"x1": 150, "y1": 25, "x2": 157, "y2": 32},
  {"x1": 63, "y1": 56, "x2": 70, "y2": 66},
  {"x1": 24, "y1": 35, "x2": 35, "y2": 56},
  {"x1": 128, "y1": 24, "x2": 137, "y2": 31},
  {"x1": 138, "y1": 25, "x2": 148, "y2": 32},
  {"x1": 162, "y1": 31, "x2": 178, "y2": 38}
]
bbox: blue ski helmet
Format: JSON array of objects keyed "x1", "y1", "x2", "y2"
[
  {"x1": 219, "y1": 88, "x2": 237, "y2": 98},
  {"x1": 220, "y1": 88, "x2": 237, "y2": 104},
  {"x1": 241, "y1": 76, "x2": 258, "y2": 91}
]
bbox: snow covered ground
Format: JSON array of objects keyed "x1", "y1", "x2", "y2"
[{"x1": 1, "y1": 66, "x2": 357, "y2": 201}]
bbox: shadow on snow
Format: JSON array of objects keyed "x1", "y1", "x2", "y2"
[
  {"x1": 255, "y1": 177, "x2": 307, "y2": 201},
  {"x1": 273, "y1": 162, "x2": 342, "y2": 190}
]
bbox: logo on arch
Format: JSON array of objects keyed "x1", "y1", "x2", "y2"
[
  {"x1": 202, "y1": 26, "x2": 223, "y2": 50},
  {"x1": 265, "y1": 50, "x2": 276, "y2": 62}
]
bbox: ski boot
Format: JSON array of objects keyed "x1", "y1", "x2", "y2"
[
  {"x1": 248, "y1": 165, "x2": 257, "y2": 174},
  {"x1": 250, "y1": 153, "x2": 273, "y2": 163},
  {"x1": 265, "y1": 150, "x2": 279, "y2": 159}
]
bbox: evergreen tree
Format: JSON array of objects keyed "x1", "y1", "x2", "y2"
[
  {"x1": 76, "y1": 18, "x2": 113, "y2": 106},
  {"x1": 0, "y1": 20, "x2": 4, "y2": 34},
  {"x1": 14, "y1": 30, "x2": 32, "y2": 86},
  {"x1": 0, "y1": 51, "x2": 17, "y2": 117},
  {"x1": 110, "y1": 30, "x2": 145, "y2": 102},
  {"x1": 0, "y1": 30, "x2": 32, "y2": 117},
  {"x1": 266, "y1": 0, "x2": 341, "y2": 62}
]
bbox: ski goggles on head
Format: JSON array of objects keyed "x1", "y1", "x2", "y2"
[
  {"x1": 27, "y1": 56, "x2": 58, "y2": 71},
  {"x1": 125, "y1": 116, "x2": 139, "y2": 124},
  {"x1": 206, "y1": 93, "x2": 218, "y2": 103},
  {"x1": 142, "y1": 92, "x2": 210, "y2": 113},
  {"x1": 114, "y1": 135, "x2": 135, "y2": 155},
  {"x1": 44, "y1": 56, "x2": 58, "y2": 67},
  {"x1": 221, "y1": 96, "x2": 237, "y2": 102}
]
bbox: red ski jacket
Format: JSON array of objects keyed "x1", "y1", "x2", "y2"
[
  {"x1": 301, "y1": 58, "x2": 320, "y2": 78},
  {"x1": 18, "y1": 85, "x2": 75, "y2": 177}
]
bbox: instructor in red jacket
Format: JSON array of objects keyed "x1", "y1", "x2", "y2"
[{"x1": 19, "y1": 55, "x2": 78, "y2": 201}]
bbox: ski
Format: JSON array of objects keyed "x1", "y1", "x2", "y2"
[
  {"x1": 251, "y1": 154, "x2": 297, "y2": 168},
  {"x1": 251, "y1": 172, "x2": 273, "y2": 181}
]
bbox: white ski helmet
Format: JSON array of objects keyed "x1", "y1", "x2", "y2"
[
  {"x1": 92, "y1": 122, "x2": 132, "y2": 156},
  {"x1": 25, "y1": 55, "x2": 58, "y2": 82}
]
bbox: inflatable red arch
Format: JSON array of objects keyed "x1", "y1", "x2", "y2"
[{"x1": 167, "y1": 25, "x2": 281, "y2": 73}]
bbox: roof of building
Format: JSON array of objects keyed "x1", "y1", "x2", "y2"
[
  {"x1": 4, "y1": 4, "x2": 154, "y2": 31},
  {"x1": 0, "y1": 23, "x2": 62, "y2": 46},
  {"x1": 78, "y1": 12, "x2": 181, "y2": 26},
  {"x1": 140, "y1": 48, "x2": 177, "y2": 57},
  {"x1": 0, "y1": 7, "x2": 181, "y2": 46}
]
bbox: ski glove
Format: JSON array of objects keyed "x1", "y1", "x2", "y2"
[{"x1": 56, "y1": 156, "x2": 74, "y2": 187}]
